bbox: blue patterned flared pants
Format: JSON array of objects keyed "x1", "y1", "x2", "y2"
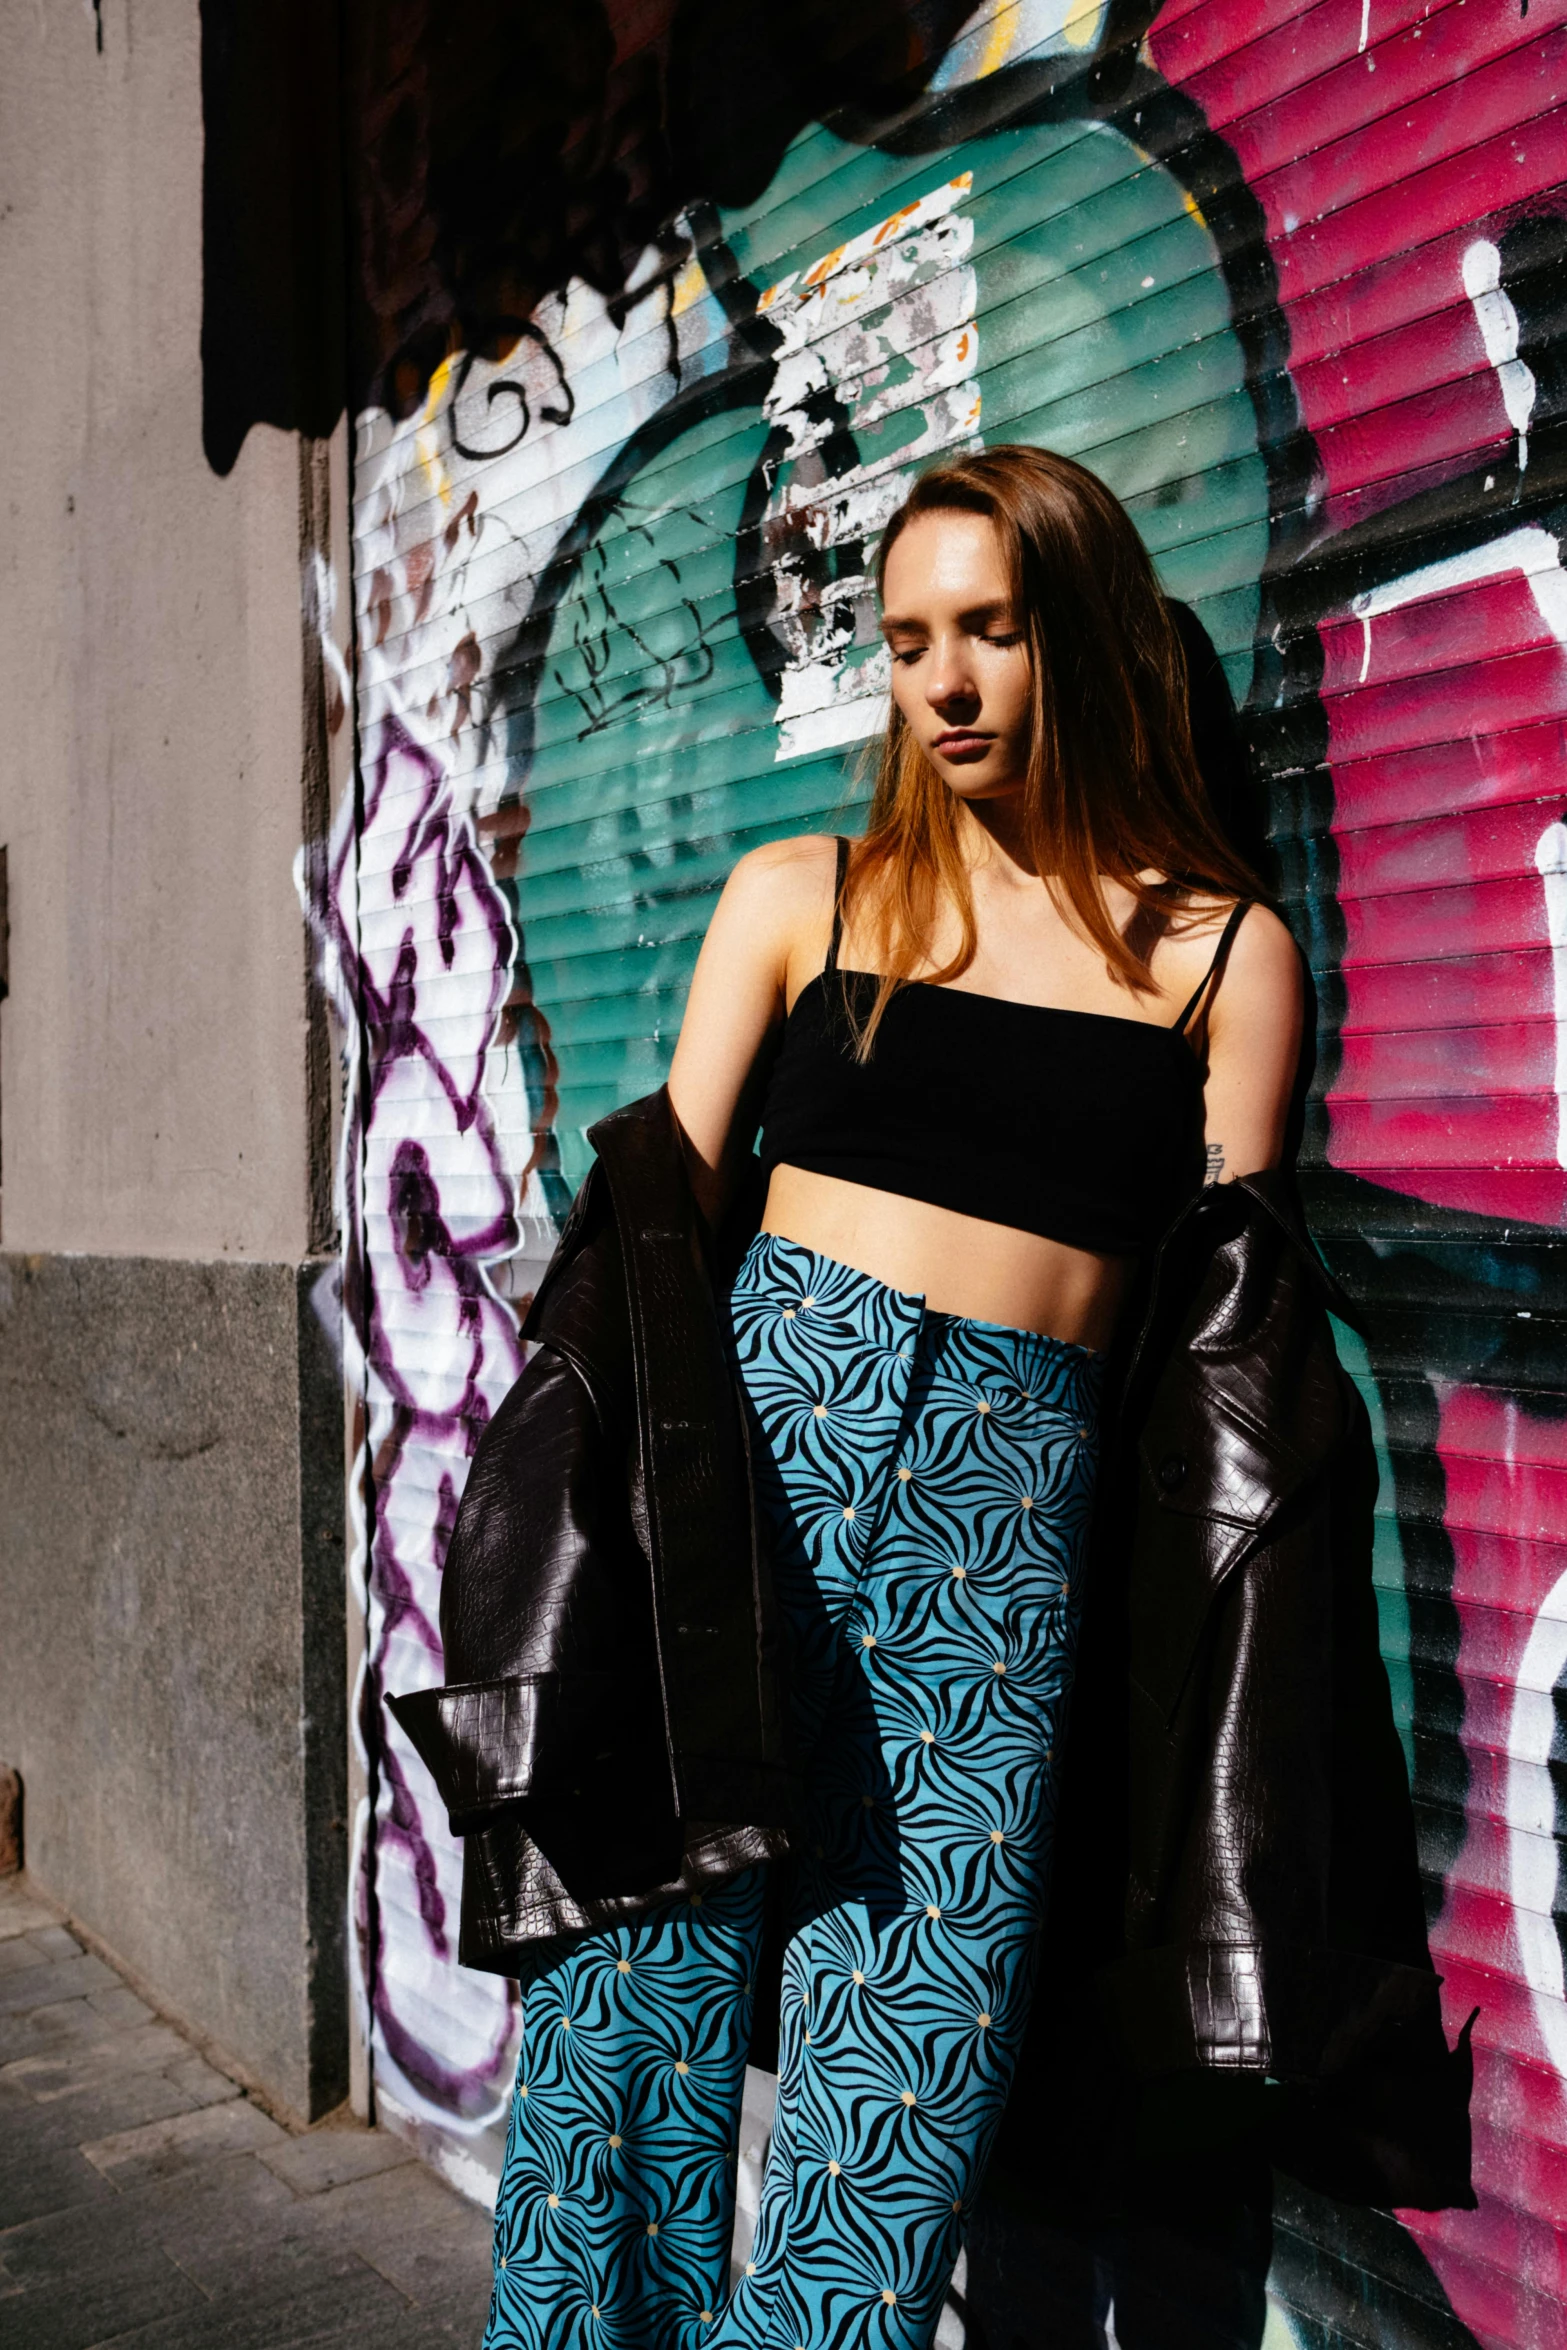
[{"x1": 485, "y1": 1233, "x2": 1103, "y2": 2350}]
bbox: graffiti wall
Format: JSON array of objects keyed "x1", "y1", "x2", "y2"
[{"x1": 309, "y1": 1, "x2": 1567, "y2": 2338}]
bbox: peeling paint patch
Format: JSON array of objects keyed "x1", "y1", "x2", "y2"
[{"x1": 758, "y1": 177, "x2": 981, "y2": 761}]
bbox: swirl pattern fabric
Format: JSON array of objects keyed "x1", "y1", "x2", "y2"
[{"x1": 485, "y1": 1233, "x2": 1103, "y2": 2350}]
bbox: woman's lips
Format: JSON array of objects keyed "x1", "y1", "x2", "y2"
[{"x1": 932, "y1": 731, "x2": 994, "y2": 761}]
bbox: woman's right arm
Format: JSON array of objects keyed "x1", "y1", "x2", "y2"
[{"x1": 667, "y1": 835, "x2": 834, "y2": 1227}]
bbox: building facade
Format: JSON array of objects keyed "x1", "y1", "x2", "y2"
[{"x1": 3, "y1": 2, "x2": 1566, "y2": 2342}]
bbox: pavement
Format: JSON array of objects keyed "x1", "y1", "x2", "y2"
[{"x1": 0, "y1": 1875, "x2": 493, "y2": 2350}]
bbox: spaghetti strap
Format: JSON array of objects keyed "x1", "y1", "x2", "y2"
[
  {"x1": 1173, "y1": 899, "x2": 1252, "y2": 1035},
  {"x1": 823, "y1": 835, "x2": 850, "y2": 974}
]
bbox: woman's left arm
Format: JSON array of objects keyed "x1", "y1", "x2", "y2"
[{"x1": 1201, "y1": 905, "x2": 1306, "y2": 1183}]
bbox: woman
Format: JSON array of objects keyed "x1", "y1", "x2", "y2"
[{"x1": 482, "y1": 444, "x2": 1303, "y2": 2350}]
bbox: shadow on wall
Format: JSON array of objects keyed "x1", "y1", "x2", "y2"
[
  {"x1": 199, "y1": 0, "x2": 348, "y2": 474},
  {"x1": 203, "y1": 0, "x2": 1051, "y2": 468}
]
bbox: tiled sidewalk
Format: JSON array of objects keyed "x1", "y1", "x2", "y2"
[{"x1": 0, "y1": 1876, "x2": 492, "y2": 2349}]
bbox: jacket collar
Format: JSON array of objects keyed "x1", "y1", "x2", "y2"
[{"x1": 585, "y1": 1084, "x2": 694, "y2": 1246}]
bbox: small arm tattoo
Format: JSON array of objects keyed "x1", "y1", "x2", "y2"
[{"x1": 1204, "y1": 1142, "x2": 1225, "y2": 1185}]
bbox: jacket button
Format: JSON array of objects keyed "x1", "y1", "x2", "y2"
[{"x1": 1157, "y1": 1454, "x2": 1188, "y2": 1492}]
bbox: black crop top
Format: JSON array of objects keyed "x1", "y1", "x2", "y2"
[{"x1": 758, "y1": 840, "x2": 1250, "y2": 1259}]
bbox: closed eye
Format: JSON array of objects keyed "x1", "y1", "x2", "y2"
[{"x1": 884, "y1": 633, "x2": 1019, "y2": 661}]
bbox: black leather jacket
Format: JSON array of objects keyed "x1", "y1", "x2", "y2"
[
  {"x1": 1001, "y1": 1169, "x2": 1474, "y2": 2211},
  {"x1": 390, "y1": 1087, "x2": 791, "y2": 1957},
  {"x1": 393, "y1": 1089, "x2": 1472, "y2": 2208}
]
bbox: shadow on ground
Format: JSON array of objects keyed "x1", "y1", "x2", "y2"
[{"x1": 0, "y1": 1876, "x2": 492, "y2": 2349}]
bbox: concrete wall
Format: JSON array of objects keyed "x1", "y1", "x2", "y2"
[
  {"x1": 0, "y1": 1252, "x2": 347, "y2": 2119},
  {"x1": 0, "y1": 0, "x2": 314, "y2": 1262},
  {"x1": 0, "y1": 1, "x2": 351, "y2": 2120}
]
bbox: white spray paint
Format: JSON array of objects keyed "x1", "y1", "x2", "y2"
[
  {"x1": 1536, "y1": 819, "x2": 1567, "y2": 1174},
  {"x1": 1351, "y1": 523, "x2": 1567, "y2": 683},
  {"x1": 1463, "y1": 237, "x2": 1537, "y2": 475},
  {"x1": 1506, "y1": 1546, "x2": 1567, "y2": 2081}
]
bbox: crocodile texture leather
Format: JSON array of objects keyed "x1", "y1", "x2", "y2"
[
  {"x1": 1002, "y1": 1171, "x2": 1474, "y2": 2212},
  {"x1": 389, "y1": 1087, "x2": 791, "y2": 1965}
]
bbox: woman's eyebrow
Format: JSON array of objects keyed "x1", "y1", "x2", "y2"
[{"x1": 880, "y1": 599, "x2": 1016, "y2": 633}]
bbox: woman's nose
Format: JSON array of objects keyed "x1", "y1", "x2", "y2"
[{"x1": 925, "y1": 643, "x2": 979, "y2": 711}]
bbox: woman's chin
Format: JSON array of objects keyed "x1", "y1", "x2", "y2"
[{"x1": 934, "y1": 761, "x2": 1026, "y2": 801}]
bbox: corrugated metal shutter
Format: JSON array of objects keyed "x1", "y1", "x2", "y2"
[
  {"x1": 1144, "y1": 6, "x2": 1567, "y2": 2344},
  {"x1": 335, "y1": 1, "x2": 1567, "y2": 2333}
]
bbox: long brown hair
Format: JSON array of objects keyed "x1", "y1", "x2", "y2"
[{"x1": 843, "y1": 443, "x2": 1262, "y2": 1054}]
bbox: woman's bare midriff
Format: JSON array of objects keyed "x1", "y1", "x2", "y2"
[{"x1": 760, "y1": 1164, "x2": 1133, "y2": 1351}]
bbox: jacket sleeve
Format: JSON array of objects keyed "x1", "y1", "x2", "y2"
[
  {"x1": 1104, "y1": 1191, "x2": 1401, "y2": 2079},
  {"x1": 389, "y1": 1344, "x2": 641, "y2": 1831},
  {"x1": 1105, "y1": 1312, "x2": 1470, "y2": 2201},
  {"x1": 388, "y1": 1202, "x2": 670, "y2": 1841},
  {"x1": 1321, "y1": 1374, "x2": 1437, "y2": 1970},
  {"x1": 1107, "y1": 1432, "x2": 1338, "y2": 2075}
]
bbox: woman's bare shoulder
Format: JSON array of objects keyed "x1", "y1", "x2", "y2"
[
  {"x1": 718, "y1": 832, "x2": 843, "y2": 931},
  {"x1": 728, "y1": 830, "x2": 842, "y2": 885},
  {"x1": 1141, "y1": 885, "x2": 1300, "y2": 1023},
  {"x1": 1222, "y1": 900, "x2": 1300, "y2": 989},
  {"x1": 1202, "y1": 900, "x2": 1303, "y2": 1054}
]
